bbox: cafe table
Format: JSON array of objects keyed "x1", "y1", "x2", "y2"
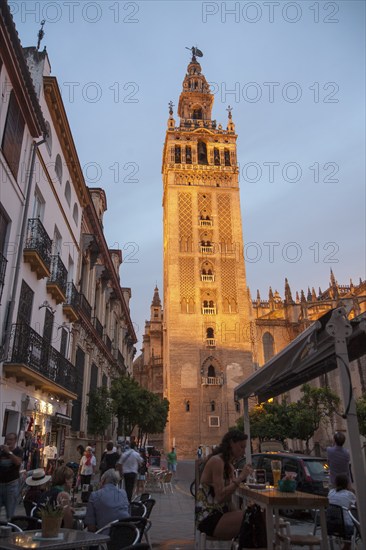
[
  {"x1": 236, "y1": 484, "x2": 329, "y2": 550},
  {"x1": 0, "y1": 528, "x2": 110, "y2": 550}
]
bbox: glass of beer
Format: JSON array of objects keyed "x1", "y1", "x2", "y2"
[{"x1": 271, "y1": 460, "x2": 282, "y2": 487}]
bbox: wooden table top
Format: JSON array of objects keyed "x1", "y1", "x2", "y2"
[{"x1": 237, "y1": 484, "x2": 328, "y2": 507}]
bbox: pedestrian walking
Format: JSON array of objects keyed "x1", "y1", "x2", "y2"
[
  {"x1": 99, "y1": 441, "x2": 119, "y2": 475},
  {"x1": 78, "y1": 446, "x2": 96, "y2": 488},
  {"x1": 197, "y1": 445, "x2": 203, "y2": 459},
  {"x1": 117, "y1": 443, "x2": 143, "y2": 502},
  {"x1": 167, "y1": 447, "x2": 177, "y2": 479},
  {"x1": 327, "y1": 432, "x2": 352, "y2": 488},
  {"x1": 0, "y1": 432, "x2": 23, "y2": 520}
]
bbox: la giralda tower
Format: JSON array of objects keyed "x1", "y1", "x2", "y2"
[{"x1": 162, "y1": 50, "x2": 253, "y2": 457}]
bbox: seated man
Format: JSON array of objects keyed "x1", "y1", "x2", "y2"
[{"x1": 84, "y1": 469, "x2": 129, "y2": 532}]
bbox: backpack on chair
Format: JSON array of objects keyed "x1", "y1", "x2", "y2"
[{"x1": 237, "y1": 504, "x2": 267, "y2": 548}]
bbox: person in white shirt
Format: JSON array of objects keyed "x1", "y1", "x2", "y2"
[
  {"x1": 78, "y1": 446, "x2": 96, "y2": 488},
  {"x1": 117, "y1": 443, "x2": 143, "y2": 501},
  {"x1": 328, "y1": 473, "x2": 356, "y2": 550}
]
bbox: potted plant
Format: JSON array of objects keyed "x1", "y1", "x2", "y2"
[{"x1": 38, "y1": 500, "x2": 64, "y2": 538}]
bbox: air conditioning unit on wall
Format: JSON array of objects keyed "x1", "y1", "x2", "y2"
[{"x1": 209, "y1": 416, "x2": 220, "y2": 427}]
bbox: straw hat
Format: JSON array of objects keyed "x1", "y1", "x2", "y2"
[{"x1": 25, "y1": 468, "x2": 51, "y2": 486}]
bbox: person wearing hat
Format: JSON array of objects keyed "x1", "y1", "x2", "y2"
[{"x1": 23, "y1": 468, "x2": 51, "y2": 515}]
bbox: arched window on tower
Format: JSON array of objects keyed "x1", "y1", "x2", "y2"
[
  {"x1": 175, "y1": 145, "x2": 181, "y2": 163},
  {"x1": 192, "y1": 107, "x2": 203, "y2": 119},
  {"x1": 206, "y1": 327, "x2": 215, "y2": 347},
  {"x1": 185, "y1": 400, "x2": 190, "y2": 412},
  {"x1": 186, "y1": 146, "x2": 192, "y2": 164},
  {"x1": 208, "y1": 364, "x2": 216, "y2": 378},
  {"x1": 214, "y1": 148, "x2": 220, "y2": 165},
  {"x1": 224, "y1": 148, "x2": 231, "y2": 166},
  {"x1": 198, "y1": 141, "x2": 208, "y2": 165},
  {"x1": 263, "y1": 332, "x2": 275, "y2": 363},
  {"x1": 210, "y1": 400, "x2": 216, "y2": 412}
]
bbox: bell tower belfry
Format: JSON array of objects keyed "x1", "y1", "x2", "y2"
[{"x1": 162, "y1": 52, "x2": 253, "y2": 457}]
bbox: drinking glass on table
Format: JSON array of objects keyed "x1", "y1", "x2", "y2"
[{"x1": 271, "y1": 460, "x2": 281, "y2": 487}]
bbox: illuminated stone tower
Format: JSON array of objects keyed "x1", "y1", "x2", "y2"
[{"x1": 162, "y1": 52, "x2": 253, "y2": 457}]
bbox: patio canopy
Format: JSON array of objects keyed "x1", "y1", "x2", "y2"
[
  {"x1": 234, "y1": 308, "x2": 366, "y2": 403},
  {"x1": 234, "y1": 306, "x2": 366, "y2": 544}
]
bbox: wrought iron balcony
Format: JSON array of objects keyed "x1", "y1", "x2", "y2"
[
  {"x1": 47, "y1": 255, "x2": 67, "y2": 304},
  {"x1": 4, "y1": 323, "x2": 77, "y2": 400},
  {"x1": 79, "y1": 293, "x2": 92, "y2": 320},
  {"x1": 202, "y1": 307, "x2": 216, "y2": 315},
  {"x1": 0, "y1": 251, "x2": 7, "y2": 302},
  {"x1": 105, "y1": 335, "x2": 112, "y2": 352},
  {"x1": 94, "y1": 317, "x2": 103, "y2": 339},
  {"x1": 201, "y1": 376, "x2": 223, "y2": 386},
  {"x1": 23, "y1": 218, "x2": 52, "y2": 279},
  {"x1": 63, "y1": 282, "x2": 80, "y2": 322},
  {"x1": 117, "y1": 350, "x2": 126, "y2": 373},
  {"x1": 201, "y1": 274, "x2": 215, "y2": 282}
]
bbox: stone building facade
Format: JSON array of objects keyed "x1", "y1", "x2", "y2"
[{"x1": 0, "y1": 2, "x2": 136, "y2": 463}]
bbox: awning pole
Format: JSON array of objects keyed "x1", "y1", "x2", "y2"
[
  {"x1": 326, "y1": 307, "x2": 366, "y2": 545},
  {"x1": 243, "y1": 397, "x2": 251, "y2": 463}
]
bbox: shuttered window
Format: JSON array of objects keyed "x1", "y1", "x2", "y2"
[{"x1": 1, "y1": 91, "x2": 25, "y2": 178}]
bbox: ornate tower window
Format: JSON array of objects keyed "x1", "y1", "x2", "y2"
[
  {"x1": 185, "y1": 400, "x2": 190, "y2": 412},
  {"x1": 206, "y1": 327, "x2": 215, "y2": 347},
  {"x1": 210, "y1": 400, "x2": 216, "y2": 412},
  {"x1": 192, "y1": 107, "x2": 203, "y2": 119},
  {"x1": 202, "y1": 300, "x2": 216, "y2": 315},
  {"x1": 198, "y1": 141, "x2": 208, "y2": 164},
  {"x1": 186, "y1": 146, "x2": 192, "y2": 164},
  {"x1": 201, "y1": 261, "x2": 214, "y2": 282},
  {"x1": 224, "y1": 148, "x2": 231, "y2": 166},
  {"x1": 214, "y1": 147, "x2": 220, "y2": 166},
  {"x1": 175, "y1": 145, "x2": 181, "y2": 163}
]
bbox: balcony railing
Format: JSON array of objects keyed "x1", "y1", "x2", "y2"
[
  {"x1": 0, "y1": 251, "x2": 7, "y2": 301},
  {"x1": 117, "y1": 350, "x2": 126, "y2": 371},
  {"x1": 79, "y1": 293, "x2": 92, "y2": 320},
  {"x1": 199, "y1": 219, "x2": 213, "y2": 227},
  {"x1": 6, "y1": 323, "x2": 76, "y2": 394},
  {"x1": 105, "y1": 335, "x2": 112, "y2": 352},
  {"x1": 201, "y1": 376, "x2": 223, "y2": 386},
  {"x1": 47, "y1": 255, "x2": 67, "y2": 303},
  {"x1": 202, "y1": 307, "x2": 216, "y2": 315},
  {"x1": 206, "y1": 338, "x2": 216, "y2": 347},
  {"x1": 94, "y1": 317, "x2": 103, "y2": 339},
  {"x1": 63, "y1": 282, "x2": 80, "y2": 322},
  {"x1": 201, "y1": 274, "x2": 215, "y2": 282},
  {"x1": 200, "y1": 246, "x2": 214, "y2": 254},
  {"x1": 23, "y1": 218, "x2": 52, "y2": 278}
]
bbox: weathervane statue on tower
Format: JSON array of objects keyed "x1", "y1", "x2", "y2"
[{"x1": 185, "y1": 46, "x2": 203, "y2": 62}]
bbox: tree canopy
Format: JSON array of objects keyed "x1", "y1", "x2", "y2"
[{"x1": 236, "y1": 383, "x2": 340, "y2": 452}]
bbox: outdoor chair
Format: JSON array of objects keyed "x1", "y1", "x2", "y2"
[
  {"x1": 161, "y1": 471, "x2": 174, "y2": 493},
  {"x1": 326, "y1": 504, "x2": 356, "y2": 550},
  {"x1": 133, "y1": 493, "x2": 151, "y2": 503},
  {"x1": 129, "y1": 501, "x2": 147, "y2": 518},
  {"x1": 275, "y1": 520, "x2": 322, "y2": 549},
  {"x1": 118, "y1": 516, "x2": 152, "y2": 548},
  {"x1": 0, "y1": 521, "x2": 23, "y2": 533},
  {"x1": 9, "y1": 515, "x2": 42, "y2": 531},
  {"x1": 348, "y1": 507, "x2": 361, "y2": 544},
  {"x1": 95, "y1": 520, "x2": 140, "y2": 550},
  {"x1": 142, "y1": 498, "x2": 155, "y2": 519}
]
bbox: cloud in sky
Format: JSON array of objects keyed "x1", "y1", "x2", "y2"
[{"x1": 11, "y1": 0, "x2": 365, "y2": 345}]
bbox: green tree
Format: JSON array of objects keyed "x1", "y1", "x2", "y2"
[
  {"x1": 110, "y1": 376, "x2": 143, "y2": 436},
  {"x1": 236, "y1": 384, "x2": 340, "y2": 452},
  {"x1": 356, "y1": 394, "x2": 366, "y2": 436},
  {"x1": 86, "y1": 386, "x2": 113, "y2": 437}
]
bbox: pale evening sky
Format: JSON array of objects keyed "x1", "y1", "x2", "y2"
[{"x1": 11, "y1": 0, "x2": 365, "y2": 347}]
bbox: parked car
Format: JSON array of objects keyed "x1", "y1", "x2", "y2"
[{"x1": 251, "y1": 452, "x2": 330, "y2": 496}]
